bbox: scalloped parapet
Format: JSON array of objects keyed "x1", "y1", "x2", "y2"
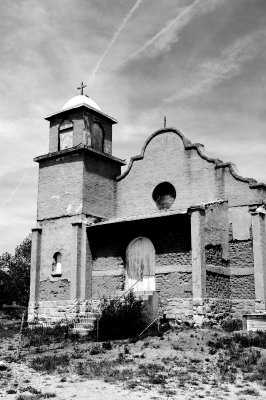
[{"x1": 116, "y1": 128, "x2": 266, "y2": 218}]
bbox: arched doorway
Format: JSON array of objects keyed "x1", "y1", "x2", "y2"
[{"x1": 125, "y1": 237, "x2": 155, "y2": 292}]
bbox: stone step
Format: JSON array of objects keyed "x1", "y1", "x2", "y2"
[
  {"x1": 74, "y1": 312, "x2": 95, "y2": 317},
  {"x1": 75, "y1": 317, "x2": 96, "y2": 323},
  {"x1": 72, "y1": 328, "x2": 92, "y2": 335},
  {"x1": 113, "y1": 291, "x2": 154, "y2": 302},
  {"x1": 74, "y1": 322, "x2": 94, "y2": 329}
]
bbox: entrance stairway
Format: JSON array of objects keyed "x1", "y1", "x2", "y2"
[
  {"x1": 115, "y1": 290, "x2": 155, "y2": 301},
  {"x1": 72, "y1": 311, "x2": 97, "y2": 335},
  {"x1": 71, "y1": 291, "x2": 158, "y2": 335}
]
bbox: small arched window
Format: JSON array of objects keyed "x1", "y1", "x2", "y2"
[
  {"x1": 91, "y1": 122, "x2": 104, "y2": 152},
  {"x1": 59, "y1": 120, "x2": 73, "y2": 150},
  {"x1": 51, "y1": 252, "x2": 62, "y2": 277}
]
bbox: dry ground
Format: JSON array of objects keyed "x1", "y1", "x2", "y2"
[{"x1": 0, "y1": 321, "x2": 266, "y2": 400}]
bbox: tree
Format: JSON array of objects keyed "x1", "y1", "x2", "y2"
[{"x1": 0, "y1": 235, "x2": 31, "y2": 307}]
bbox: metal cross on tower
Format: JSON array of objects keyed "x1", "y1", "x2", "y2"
[
  {"x1": 164, "y1": 116, "x2": 166, "y2": 128},
  {"x1": 77, "y1": 81, "x2": 87, "y2": 95}
]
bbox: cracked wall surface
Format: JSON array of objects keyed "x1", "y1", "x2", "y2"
[{"x1": 39, "y1": 279, "x2": 70, "y2": 301}]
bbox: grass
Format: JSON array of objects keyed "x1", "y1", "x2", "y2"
[
  {"x1": 208, "y1": 330, "x2": 266, "y2": 384},
  {"x1": 237, "y1": 388, "x2": 260, "y2": 396},
  {"x1": 30, "y1": 354, "x2": 70, "y2": 373},
  {"x1": 16, "y1": 394, "x2": 56, "y2": 400},
  {"x1": 2, "y1": 320, "x2": 266, "y2": 399}
]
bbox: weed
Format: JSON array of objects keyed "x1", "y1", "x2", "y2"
[
  {"x1": 171, "y1": 342, "x2": 183, "y2": 351},
  {"x1": 19, "y1": 387, "x2": 41, "y2": 394},
  {"x1": 237, "y1": 388, "x2": 260, "y2": 396},
  {"x1": 149, "y1": 373, "x2": 166, "y2": 385},
  {"x1": 221, "y1": 317, "x2": 243, "y2": 332},
  {"x1": 30, "y1": 354, "x2": 70, "y2": 372},
  {"x1": 102, "y1": 341, "x2": 112, "y2": 350},
  {"x1": 190, "y1": 357, "x2": 201, "y2": 364},
  {"x1": 7, "y1": 388, "x2": 17, "y2": 394},
  {"x1": 89, "y1": 344, "x2": 104, "y2": 355}
]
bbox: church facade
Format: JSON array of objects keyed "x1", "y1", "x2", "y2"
[{"x1": 28, "y1": 91, "x2": 266, "y2": 327}]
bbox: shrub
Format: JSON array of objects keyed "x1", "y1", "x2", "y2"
[
  {"x1": 97, "y1": 291, "x2": 145, "y2": 340},
  {"x1": 30, "y1": 354, "x2": 70, "y2": 372},
  {"x1": 208, "y1": 332, "x2": 263, "y2": 382},
  {"x1": 24, "y1": 323, "x2": 73, "y2": 347},
  {"x1": 221, "y1": 317, "x2": 243, "y2": 332},
  {"x1": 102, "y1": 341, "x2": 112, "y2": 350},
  {"x1": 89, "y1": 344, "x2": 104, "y2": 355}
]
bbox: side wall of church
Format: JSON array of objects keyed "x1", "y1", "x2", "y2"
[{"x1": 82, "y1": 152, "x2": 121, "y2": 219}]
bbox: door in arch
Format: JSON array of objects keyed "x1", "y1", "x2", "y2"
[{"x1": 125, "y1": 237, "x2": 155, "y2": 292}]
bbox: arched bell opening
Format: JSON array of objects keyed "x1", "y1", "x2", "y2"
[{"x1": 125, "y1": 237, "x2": 155, "y2": 292}]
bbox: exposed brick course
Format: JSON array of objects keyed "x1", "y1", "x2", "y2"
[
  {"x1": 39, "y1": 279, "x2": 70, "y2": 301},
  {"x1": 206, "y1": 272, "x2": 231, "y2": 298},
  {"x1": 231, "y1": 275, "x2": 255, "y2": 299},
  {"x1": 229, "y1": 240, "x2": 254, "y2": 268},
  {"x1": 92, "y1": 276, "x2": 124, "y2": 299},
  {"x1": 156, "y1": 272, "x2": 192, "y2": 300}
]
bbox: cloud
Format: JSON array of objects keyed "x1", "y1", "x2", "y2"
[
  {"x1": 116, "y1": 0, "x2": 224, "y2": 68},
  {"x1": 90, "y1": 0, "x2": 143, "y2": 80},
  {"x1": 1, "y1": 174, "x2": 26, "y2": 208},
  {"x1": 166, "y1": 30, "x2": 266, "y2": 102}
]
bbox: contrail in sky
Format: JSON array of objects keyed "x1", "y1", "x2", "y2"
[
  {"x1": 116, "y1": 0, "x2": 223, "y2": 68},
  {"x1": 165, "y1": 30, "x2": 266, "y2": 102},
  {"x1": 1, "y1": 174, "x2": 26, "y2": 208},
  {"x1": 90, "y1": 0, "x2": 143, "y2": 80}
]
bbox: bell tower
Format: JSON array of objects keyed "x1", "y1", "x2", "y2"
[
  {"x1": 36, "y1": 84, "x2": 126, "y2": 220},
  {"x1": 28, "y1": 85, "x2": 126, "y2": 322}
]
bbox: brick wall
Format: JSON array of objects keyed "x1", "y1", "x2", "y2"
[
  {"x1": 229, "y1": 240, "x2": 254, "y2": 268},
  {"x1": 82, "y1": 152, "x2": 121, "y2": 219},
  {"x1": 206, "y1": 272, "x2": 231, "y2": 298},
  {"x1": 205, "y1": 245, "x2": 224, "y2": 266},
  {"x1": 156, "y1": 272, "x2": 192, "y2": 300},
  {"x1": 37, "y1": 153, "x2": 84, "y2": 220},
  {"x1": 231, "y1": 275, "x2": 255, "y2": 299},
  {"x1": 92, "y1": 276, "x2": 124, "y2": 299}
]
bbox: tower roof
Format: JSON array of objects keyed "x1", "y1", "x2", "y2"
[
  {"x1": 62, "y1": 94, "x2": 101, "y2": 111},
  {"x1": 44, "y1": 94, "x2": 117, "y2": 123}
]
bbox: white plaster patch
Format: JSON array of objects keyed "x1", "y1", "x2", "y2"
[
  {"x1": 66, "y1": 204, "x2": 72, "y2": 213},
  {"x1": 75, "y1": 203, "x2": 82, "y2": 213},
  {"x1": 229, "y1": 206, "x2": 251, "y2": 240},
  {"x1": 52, "y1": 195, "x2": 60, "y2": 201}
]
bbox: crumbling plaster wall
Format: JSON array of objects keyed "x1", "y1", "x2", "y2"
[
  {"x1": 37, "y1": 153, "x2": 84, "y2": 220},
  {"x1": 36, "y1": 216, "x2": 82, "y2": 301},
  {"x1": 39, "y1": 279, "x2": 70, "y2": 301},
  {"x1": 82, "y1": 152, "x2": 121, "y2": 219}
]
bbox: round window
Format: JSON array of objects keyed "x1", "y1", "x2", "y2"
[{"x1": 152, "y1": 182, "x2": 176, "y2": 210}]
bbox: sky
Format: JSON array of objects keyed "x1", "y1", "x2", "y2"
[{"x1": 0, "y1": 0, "x2": 266, "y2": 254}]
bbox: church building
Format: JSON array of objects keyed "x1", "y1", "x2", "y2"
[{"x1": 28, "y1": 86, "x2": 266, "y2": 329}]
